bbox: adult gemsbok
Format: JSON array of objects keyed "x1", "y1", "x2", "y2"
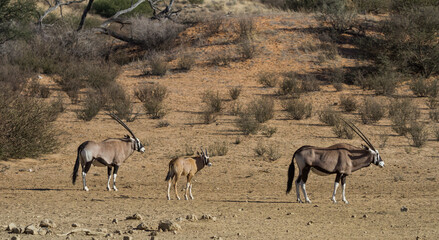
[
  {"x1": 286, "y1": 120, "x2": 384, "y2": 204},
  {"x1": 165, "y1": 147, "x2": 212, "y2": 200},
  {"x1": 72, "y1": 113, "x2": 145, "y2": 191}
]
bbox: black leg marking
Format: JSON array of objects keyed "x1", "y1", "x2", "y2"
[
  {"x1": 335, "y1": 173, "x2": 342, "y2": 183},
  {"x1": 107, "y1": 166, "x2": 112, "y2": 176},
  {"x1": 113, "y1": 165, "x2": 119, "y2": 175},
  {"x1": 301, "y1": 166, "x2": 311, "y2": 183},
  {"x1": 83, "y1": 162, "x2": 92, "y2": 174},
  {"x1": 341, "y1": 174, "x2": 347, "y2": 185}
]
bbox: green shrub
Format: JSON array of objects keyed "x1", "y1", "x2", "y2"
[
  {"x1": 353, "y1": 0, "x2": 391, "y2": 14},
  {"x1": 284, "y1": 99, "x2": 312, "y2": 120},
  {"x1": 249, "y1": 97, "x2": 275, "y2": 123},
  {"x1": 360, "y1": 98, "x2": 385, "y2": 124},
  {"x1": 0, "y1": 93, "x2": 60, "y2": 160}
]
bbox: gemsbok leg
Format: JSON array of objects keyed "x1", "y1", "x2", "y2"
[
  {"x1": 332, "y1": 173, "x2": 342, "y2": 203},
  {"x1": 185, "y1": 174, "x2": 194, "y2": 200},
  {"x1": 107, "y1": 166, "x2": 119, "y2": 191},
  {"x1": 173, "y1": 175, "x2": 181, "y2": 200},
  {"x1": 300, "y1": 166, "x2": 311, "y2": 203},
  {"x1": 82, "y1": 161, "x2": 92, "y2": 191},
  {"x1": 341, "y1": 175, "x2": 348, "y2": 204}
]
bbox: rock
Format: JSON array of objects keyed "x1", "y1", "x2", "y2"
[
  {"x1": 97, "y1": 228, "x2": 107, "y2": 233},
  {"x1": 201, "y1": 214, "x2": 217, "y2": 221},
  {"x1": 114, "y1": 230, "x2": 122, "y2": 235},
  {"x1": 38, "y1": 227, "x2": 48, "y2": 235},
  {"x1": 351, "y1": 215, "x2": 356, "y2": 218},
  {"x1": 112, "y1": 219, "x2": 118, "y2": 224},
  {"x1": 401, "y1": 206, "x2": 408, "y2": 212},
  {"x1": 24, "y1": 225, "x2": 38, "y2": 235},
  {"x1": 362, "y1": 214, "x2": 368, "y2": 219},
  {"x1": 175, "y1": 217, "x2": 185, "y2": 222},
  {"x1": 306, "y1": 221, "x2": 313, "y2": 226},
  {"x1": 186, "y1": 214, "x2": 198, "y2": 222},
  {"x1": 136, "y1": 222, "x2": 154, "y2": 231},
  {"x1": 72, "y1": 223, "x2": 80, "y2": 228},
  {"x1": 158, "y1": 220, "x2": 181, "y2": 232},
  {"x1": 10, "y1": 226, "x2": 22, "y2": 234},
  {"x1": 123, "y1": 236, "x2": 133, "y2": 240},
  {"x1": 11, "y1": 236, "x2": 20, "y2": 240},
  {"x1": 7, "y1": 223, "x2": 17, "y2": 231},
  {"x1": 126, "y1": 213, "x2": 143, "y2": 220},
  {"x1": 150, "y1": 231, "x2": 158, "y2": 236},
  {"x1": 105, "y1": 233, "x2": 113, "y2": 238},
  {"x1": 40, "y1": 219, "x2": 56, "y2": 228}
]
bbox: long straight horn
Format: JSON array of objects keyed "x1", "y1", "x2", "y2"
[
  {"x1": 341, "y1": 118, "x2": 376, "y2": 151},
  {"x1": 109, "y1": 113, "x2": 137, "y2": 138}
]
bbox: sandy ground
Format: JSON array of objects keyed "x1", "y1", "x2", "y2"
[{"x1": 1, "y1": 11, "x2": 439, "y2": 240}]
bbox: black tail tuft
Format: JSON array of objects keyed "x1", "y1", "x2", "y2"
[
  {"x1": 286, "y1": 156, "x2": 296, "y2": 194},
  {"x1": 72, "y1": 141, "x2": 88, "y2": 185},
  {"x1": 165, "y1": 162, "x2": 174, "y2": 181}
]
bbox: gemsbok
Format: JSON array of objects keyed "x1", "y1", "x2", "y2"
[
  {"x1": 165, "y1": 147, "x2": 212, "y2": 200},
  {"x1": 72, "y1": 113, "x2": 145, "y2": 191},
  {"x1": 286, "y1": 120, "x2": 384, "y2": 203}
]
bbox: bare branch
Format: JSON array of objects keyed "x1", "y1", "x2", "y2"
[
  {"x1": 100, "y1": 0, "x2": 147, "y2": 28},
  {"x1": 38, "y1": 0, "x2": 85, "y2": 26},
  {"x1": 77, "y1": 0, "x2": 94, "y2": 31}
]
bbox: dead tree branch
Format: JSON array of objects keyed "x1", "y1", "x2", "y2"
[
  {"x1": 100, "y1": 0, "x2": 146, "y2": 28},
  {"x1": 38, "y1": 0, "x2": 85, "y2": 26}
]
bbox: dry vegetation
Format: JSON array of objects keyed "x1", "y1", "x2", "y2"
[{"x1": 1, "y1": 0, "x2": 439, "y2": 239}]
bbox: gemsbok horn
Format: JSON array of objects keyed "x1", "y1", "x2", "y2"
[
  {"x1": 72, "y1": 113, "x2": 145, "y2": 191},
  {"x1": 286, "y1": 120, "x2": 384, "y2": 203},
  {"x1": 165, "y1": 147, "x2": 212, "y2": 200}
]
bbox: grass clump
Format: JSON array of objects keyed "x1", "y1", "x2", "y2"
[
  {"x1": 360, "y1": 98, "x2": 385, "y2": 124},
  {"x1": 135, "y1": 83, "x2": 168, "y2": 119},
  {"x1": 209, "y1": 141, "x2": 229, "y2": 156},
  {"x1": 284, "y1": 99, "x2": 312, "y2": 120},
  {"x1": 249, "y1": 97, "x2": 275, "y2": 123},
  {"x1": 408, "y1": 122, "x2": 429, "y2": 147},
  {"x1": 318, "y1": 108, "x2": 340, "y2": 126},
  {"x1": 388, "y1": 98, "x2": 420, "y2": 135},
  {"x1": 236, "y1": 109, "x2": 260, "y2": 135},
  {"x1": 340, "y1": 95, "x2": 357, "y2": 112},
  {"x1": 258, "y1": 72, "x2": 278, "y2": 88},
  {"x1": 229, "y1": 86, "x2": 242, "y2": 100}
]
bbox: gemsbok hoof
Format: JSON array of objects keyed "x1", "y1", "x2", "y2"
[
  {"x1": 113, "y1": 187, "x2": 118, "y2": 191},
  {"x1": 84, "y1": 187, "x2": 89, "y2": 191}
]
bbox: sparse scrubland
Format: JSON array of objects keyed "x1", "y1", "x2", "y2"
[{"x1": 1, "y1": 0, "x2": 439, "y2": 239}]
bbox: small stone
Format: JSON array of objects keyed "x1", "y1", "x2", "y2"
[
  {"x1": 201, "y1": 214, "x2": 217, "y2": 221},
  {"x1": 266, "y1": 217, "x2": 271, "y2": 220},
  {"x1": 24, "y1": 225, "x2": 38, "y2": 235},
  {"x1": 401, "y1": 206, "x2": 408, "y2": 212},
  {"x1": 158, "y1": 220, "x2": 181, "y2": 232},
  {"x1": 38, "y1": 227, "x2": 48, "y2": 235},
  {"x1": 97, "y1": 228, "x2": 107, "y2": 233},
  {"x1": 286, "y1": 212, "x2": 292, "y2": 215},
  {"x1": 306, "y1": 221, "x2": 313, "y2": 226},
  {"x1": 362, "y1": 214, "x2": 368, "y2": 218},
  {"x1": 126, "y1": 213, "x2": 143, "y2": 220},
  {"x1": 186, "y1": 214, "x2": 198, "y2": 222},
  {"x1": 136, "y1": 222, "x2": 154, "y2": 231},
  {"x1": 351, "y1": 215, "x2": 356, "y2": 218},
  {"x1": 112, "y1": 219, "x2": 118, "y2": 224},
  {"x1": 105, "y1": 233, "x2": 114, "y2": 238},
  {"x1": 173, "y1": 230, "x2": 177, "y2": 234},
  {"x1": 7, "y1": 223, "x2": 17, "y2": 231},
  {"x1": 40, "y1": 219, "x2": 56, "y2": 228},
  {"x1": 72, "y1": 223, "x2": 80, "y2": 227},
  {"x1": 11, "y1": 236, "x2": 20, "y2": 240},
  {"x1": 175, "y1": 217, "x2": 185, "y2": 222},
  {"x1": 123, "y1": 236, "x2": 133, "y2": 240},
  {"x1": 237, "y1": 232, "x2": 242, "y2": 236},
  {"x1": 114, "y1": 230, "x2": 122, "y2": 235},
  {"x1": 11, "y1": 226, "x2": 22, "y2": 234}
]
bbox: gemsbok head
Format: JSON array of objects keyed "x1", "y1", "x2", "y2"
[
  {"x1": 286, "y1": 120, "x2": 384, "y2": 204},
  {"x1": 72, "y1": 113, "x2": 145, "y2": 191},
  {"x1": 165, "y1": 147, "x2": 212, "y2": 200}
]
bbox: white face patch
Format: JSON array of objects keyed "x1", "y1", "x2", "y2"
[{"x1": 379, "y1": 161, "x2": 385, "y2": 167}]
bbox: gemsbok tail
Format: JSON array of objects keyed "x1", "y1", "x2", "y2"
[
  {"x1": 165, "y1": 162, "x2": 174, "y2": 181},
  {"x1": 72, "y1": 141, "x2": 88, "y2": 185},
  {"x1": 286, "y1": 154, "x2": 296, "y2": 194}
]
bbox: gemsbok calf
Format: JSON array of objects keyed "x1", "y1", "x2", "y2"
[
  {"x1": 72, "y1": 113, "x2": 145, "y2": 191},
  {"x1": 165, "y1": 147, "x2": 212, "y2": 200},
  {"x1": 286, "y1": 120, "x2": 384, "y2": 203}
]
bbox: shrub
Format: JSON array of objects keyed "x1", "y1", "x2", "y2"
[
  {"x1": 189, "y1": 0, "x2": 204, "y2": 4},
  {"x1": 202, "y1": 91, "x2": 222, "y2": 113},
  {"x1": 229, "y1": 86, "x2": 242, "y2": 100},
  {"x1": 236, "y1": 109, "x2": 260, "y2": 135},
  {"x1": 0, "y1": 0, "x2": 36, "y2": 43},
  {"x1": 177, "y1": 53, "x2": 196, "y2": 71},
  {"x1": 254, "y1": 141, "x2": 281, "y2": 161},
  {"x1": 254, "y1": 141, "x2": 266, "y2": 156},
  {"x1": 388, "y1": 98, "x2": 420, "y2": 135},
  {"x1": 209, "y1": 141, "x2": 228, "y2": 156},
  {"x1": 332, "y1": 120, "x2": 354, "y2": 139},
  {"x1": 261, "y1": 125, "x2": 277, "y2": 138},
  {"x1": 284, "y1": 99, "x2": 312, "y2": 120},
  {"x1": 408, "y1": 122, "x2": 428, "y2": 147},
  {"x1": 340, "y1": 95, "x2": 357, "y2": 112},
  {"x1": 104, "y1": 84, "x2": 133, "y2": 121},
  {"x1": 146, "y1": 53, "x2": 168, "y2": 76},
  {"x1": 210, "y1": 52, "x2": 232, "y2": 66},
  {"x1": 317, "y1": 1, "x2": 359, "y2": 34},
  {"x1": 204, "y1": 14, "x2": 224, "y2": 37},
  {"x1": 427, "y1": 97, "x2": 438, "y2": 109},
  {"x1": 0, "y1": 93, "x2": 60, "y2": 160},
  {"x1": 429, "y1": 109, "x2": 439, "y2": 122},
  {"x1": 202, "y1": 110, "x2": 218, "y2": 124},
  {"x1": 258, "y1": 72, "x2": 278, "y2": 88},
  {"x1": 249, "y1": 97, "x2": 275, "y2": 123},
  {"x1": 0, "y1": 63, "x2": 29, "y2": 92},
  {"x1": 360, "y1": 98, "x2": 385, "y2": 124},
  {"x1": 369, "y1": 71, "x2": 400, "y2": 96},
  {"x1": 434, "y1": 127, "x2": 439, "y2": 141},
  {"x1": 410, "y1": 78, "x2": 439, "y2": 97},
  {"x1": 135, "y1": 83, "x2": 168, "y2": 119},
  {"x1": 301, "y1": 75, "x2": 320, "y2": 92},
  {"x1": 238, "y1": 39, "x2": 256, "y2": 59},
  {"x1": 27, "y1": 79, "x2": 50, "y2": 98},
  {"x1": 237, "y1": 16, "x2": 255, "y2": 40},
  {"x1": 157, "y1": 120, "x2": 170, "y2": 128},
  {"x1": 354, "y1": 0, "x2": 391, "y2": 14},
  {"x1": 77, "y1": 91, "x2": 104, "y2": 121},
  {"x1": 318, "y1": 108, "x2": 340, "y2": 126},
  {"x1": 278, "y1": 73, "x2": 301, "y2": 96}
]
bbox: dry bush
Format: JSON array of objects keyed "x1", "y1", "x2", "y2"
[
  {"x1": 0, "y1": 63, "x2": 29, "y2": 92},
  {"x1": 0, "y1": 92, "x2": 60, "y2": 160},
  {"x1": 238, "y1": 39, "x2": 257, "y2": 60},
  {"x1": 135, "y1": 83, "x2": 168, "y2": 119},
  {"x1": 177, "y1": 53, "x2": 196, "y2": 71},
  {"x1": 209, "y1": 141, "x2": 228, "y2": 156},
  {"x1": 410, "y1": 78, "x2": 439, "y2": 97},
  {"x1": 210, "y1": 51, "x2": 232, "y2": 66},
  {"x1": 340, "y1": 95, "x2": 357, "y2": 112},
  {"x1": 433, "y1": 127, "x2": 439, "y2": 141},
  {"x1": 284, "y1": 99, "x2": 312, "y2": 120},
  {"x1": 258, "y1": 72, "x2": 278, "y2": 88},
  {"x1": 157, "y1": 120, "x2": 170, "y2": 128},
  {"x1": 27, "y1": 80, "x2": 50, "y2": 98},
  {"x1": 203, "y1": 91, "x2": 222, "y2": 113},
  {"x1": 254, "y1": 141, "x2": 281, "y2": 161},
  {"x1": 369, "y1": 71, "x2": 400, "y2": 96},
  {"x1": 301, "y1": 75, "x2": 321, "y2": 92},
  {"x1": 318, "y1": 108, "x2": 340, "y2": 126},
  {"x1": 104, "y1": 84, "x2": 133, "y2": 121},
  {"x1": 427, "y1": 97, "x2": 438, "y2": 109},
  {"x1": 278, "y1": 73, "x2": 301, "y2": 96},
  {"x1": 333, "y1": 82, "x2": 344, "y2": 91},
  {"x1": 202, "y1": 110, "x2": 218, "y2": 124},
  {"x1": 429, "y1": 109, "x2": 439, "y2": 122},
  {"x1": 236, "y1": 109, "x2": 260, "y2": 135},
  {"x1": 360, "y1": 98, "x2": 385, "y2": 124},
  {"x1": 237, "y1": 16, "x2": 255, "y2": 40},
  {"x1": 145, "y1": 52, "x2": 168, "y2": 76},
  {"x1": 408, "y1": 122, "x2": 428, "y2": 147},
  {"x1": 249, "y1": 97, "x2": 275, "y2": 123},
  {"x1": 332, "y1": 120, "x2": 354, "y2": 139},
  {"x1": 229, "y1": 86, "x2": 242, "y2": 100},
  {"x1": 204, "y1": 14, "x2": 224, "y2": 37},
  {"x1": 388, "y1": 98, "x2": 420, "y2": 135},
  {"x1": 77, "y1": 91, "x2": 104, "y2": 121},
  {"x1": 261, "y1": 125, "x2": 277, "y2": 138},
  {"x1": 130, "y1": 17, "x2": 186, "y2": 50}
]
